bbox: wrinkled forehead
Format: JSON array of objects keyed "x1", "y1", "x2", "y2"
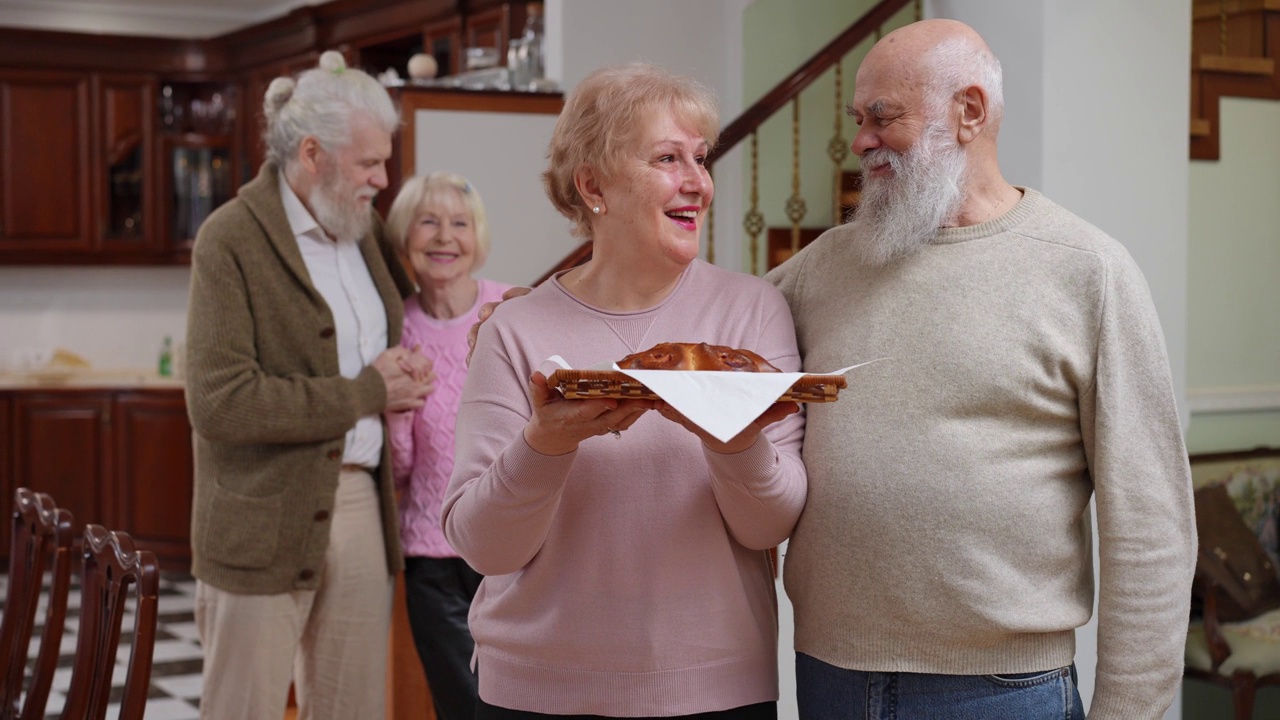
[{"x1": 851, "y1": 51, "x2": 926, "y2": 113}]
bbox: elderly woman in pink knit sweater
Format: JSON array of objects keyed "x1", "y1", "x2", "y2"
[
  {"x1": 443, "y1": 64, "x2": 806, "y2": 720},
  {"x1": 385, "y1": 171, "x2": 513, "y2": 720}
]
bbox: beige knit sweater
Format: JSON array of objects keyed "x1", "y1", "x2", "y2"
[
  {"x1": 185, "y1": 162, "x2": 414, "y2": 594},
  {"x1": 767, "y1": 188, "x2": 1195, "y2": 719}
]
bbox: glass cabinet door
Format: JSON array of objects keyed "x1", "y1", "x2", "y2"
[
  {"x1": 156, "y1": 80, "x2": 238, "y2": 252},
  {"x1": 98, "y1": 75, "x2": 155, "y2": 250},
  {"x1": 167, "y1": 143, "x2": 232, "y2": 247},
  {"x1": 107, "y1": 139, "x2": 145, "y2": 240}
]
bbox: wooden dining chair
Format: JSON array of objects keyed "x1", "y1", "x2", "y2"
[
  {"x1": 57, "y1": 525, "x2": 159, "y2": 720},
  {"x1": 0, "y1": 488, "x2": 74, "y2": 720}
]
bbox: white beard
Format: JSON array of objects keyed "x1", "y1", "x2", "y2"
[
  {"x1": 309, "y1": 169, "x2": 376, "y2": 243},
  {"x1": 848, "y1": 124, "x2": 968, "y2": 266}
]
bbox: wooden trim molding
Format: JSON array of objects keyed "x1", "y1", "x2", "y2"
[
  {"x1": 1188, "y1": 384, "x2": 1280, "y2": 414},
  {"x1": 1192, "y1": 0, "x2": 1280, "y2": 21},
  {"x1": 1189, "y1": 445, "x2": 1280, "y2": 464},
  {"x1": 396, "y1": 88, "x2": 563, "y2": 178}
]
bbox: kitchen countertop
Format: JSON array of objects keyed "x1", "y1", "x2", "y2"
[{"x1": 0, "y1": 370, "x2": 185, "y2": 390}]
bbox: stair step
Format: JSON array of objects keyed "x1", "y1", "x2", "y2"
[
  {"x1": 1195, "y1": 54, "x2": 1276, "y2": 76},
  {"x1": 765, "y1": 226, "x2": 828, "y2": 270},
  {"x1": 1190, "y1": 118, "x2": 1212, "y2": 138}
]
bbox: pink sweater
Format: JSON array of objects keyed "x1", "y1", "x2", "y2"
[
  {"x1": 389, "y1": 278, "x2": 514, "y2": 557},
  {"x1": 443, "y1": 260, "x2": 807, "y2": 716}
]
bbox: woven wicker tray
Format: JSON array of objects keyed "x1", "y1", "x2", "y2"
[{"x1": 546, "y1": 369, "x2": 848, "y2": 403}]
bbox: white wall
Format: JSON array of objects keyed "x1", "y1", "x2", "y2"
[
  {"x1": 0, "y1": 266, "x2": 189, "y2": 372},
  {"x1": 933, "y1": 2, "x2": 1191, "y2": 719}
]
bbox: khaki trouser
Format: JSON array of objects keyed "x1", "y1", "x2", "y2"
[{"x1": 195, "y1": 468, "x2": 394, "y2": 720}]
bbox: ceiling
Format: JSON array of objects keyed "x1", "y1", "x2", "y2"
[{"x1": 0, "y1": 0, "x2": 316, "y2": 39}]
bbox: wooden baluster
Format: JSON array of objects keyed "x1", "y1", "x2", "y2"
[
  {"x1": 785, "y1": 99, "x2": 807, "y2": 254},
  {"x1": 1219, "y1": 0, "x2": 1228, "y2": 55},
  {"x1": 828, "y1": 60, "x2": 850, "y2": 226},
  {"x1": 706, "y1": 165, "x2": 716, "y2": 265},
  {"x1": 743, "y1": 133, "x2": 764, "y2": 275}
]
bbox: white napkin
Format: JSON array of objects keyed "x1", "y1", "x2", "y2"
[{"x1": 542, "y1": 355, "x2": 884, "y2": 443}]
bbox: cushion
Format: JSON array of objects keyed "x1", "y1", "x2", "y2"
[{"x1": 1186, "y1": 607, "x2": 1280, "y2": 676}]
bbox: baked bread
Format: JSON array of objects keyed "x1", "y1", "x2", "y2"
[{"x1": 617, "y1": 342, "x2": 780, "y2": 372}]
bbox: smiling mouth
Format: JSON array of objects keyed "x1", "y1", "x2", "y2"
[
  {"x1": 427, "y1": 252, "x2": 459, "y2": 262},
  {"x1": 665, "y1": 209, "x2": 699, "y2": 228}
]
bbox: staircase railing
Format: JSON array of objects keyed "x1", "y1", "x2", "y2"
[
  {"x1": 1189, "y1": 0, "x2": 1280, "y2": 160},
  {"x1": 535, "y1": 0, "x2": 917, "y2": 285}
]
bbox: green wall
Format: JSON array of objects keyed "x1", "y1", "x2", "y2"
[
  {"x1": 1185, "y1": 96, "x2": 1280, "y2": 457},
  {"x1": 739, "y1": 0, "x2": 916, "y2": 273}
]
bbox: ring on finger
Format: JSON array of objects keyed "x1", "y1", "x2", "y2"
[{"x1": 606, "y1": 427, "x2": 621, "y2": 439}]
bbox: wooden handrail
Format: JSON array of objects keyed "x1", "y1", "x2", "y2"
[
  {"x1": 534, "y1": 0, "x2": 909, "y2": 284},
  {"x1": 708, "y1": 0, "x2": 911, "y2": 166},
  {"x1": 534, "y1": 241, "x2": 591, "y2": 285}
]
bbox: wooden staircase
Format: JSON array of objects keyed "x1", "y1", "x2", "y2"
[
  {"x1": 1190, "y1": 0, "x2": 1280, "y2": 160},
  {"x1": 764, "y1": 169, "x2": 861, "y2": 270},
  {"x1": 534, "y1": 0, "x2": 914, "y2": 284}
]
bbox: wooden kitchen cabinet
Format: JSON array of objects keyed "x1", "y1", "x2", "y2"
[
  {"x1": 10, "y1": 391, "x2": 114, "y2": 536},
  {"x1": 0, "y1": 70, "x2": 189, "y2": 263},
  {"x1": 0, "y1": 70, "x2": 92, "y2": 253},
  {"x1": 1, "y1": 388, "x2": 194, "y2": 572},
  {"x1": 0, "y1": 395, "x2": 11, "y2": 561},
  {"x1": 113, "y1": 390, "x2": 193, "y2": 569},
  {"x1": 94, "y1": 73, "x2": 157, "y2": 253},
  {"x1": 241, "y1": 52, "x2": 318, "y2": 176}
]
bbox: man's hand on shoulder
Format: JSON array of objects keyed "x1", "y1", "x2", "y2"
[{"x1": 466, "y1": 286, "x2": 532, "y2": 365}]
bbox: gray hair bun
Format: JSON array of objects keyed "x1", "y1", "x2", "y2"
[
  {"x1": 263, "y1": 77, "x2": 296, "y2": 120},
  {"x1": 318, "y1": 50, "x2": 347, "y2": 74}
]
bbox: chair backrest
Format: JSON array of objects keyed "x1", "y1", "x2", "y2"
[
  {"x1": 0, "y1": 488, "x2": 73, "y2": 720},
  {"x1": 58, "y1": 525, "x2": 159, "y2": 720},
  {"x1": 1191, "y1": 447, "x2": 1280, "y2": 575}
]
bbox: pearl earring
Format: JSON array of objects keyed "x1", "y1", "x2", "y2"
[{"x1": 592, "y1": 206, "x2": 601, "y2": 214}]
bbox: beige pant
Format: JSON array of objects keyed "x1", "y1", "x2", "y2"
[{"x1": 195, "y1": 469, "x2": 394, "y2": 720}]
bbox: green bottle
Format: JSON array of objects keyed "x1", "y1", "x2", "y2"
[{"x1": 158, "y1": 335, "x2": 173, "y2": 377}]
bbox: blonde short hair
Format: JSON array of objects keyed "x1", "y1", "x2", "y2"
[
  {"x1": 385, "y1": 172, "x2": 491, "y2": 271},
  {"x1": 543, "y1": 63, "x2": 720, "y2": 240}
]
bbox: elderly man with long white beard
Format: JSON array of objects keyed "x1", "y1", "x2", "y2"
[
  {"x1": 184, "y1": 51, "x2": 433, "y2": 720},
  {"x1": 768, "y1": 18, "x2": 1196, "y2": 720}
]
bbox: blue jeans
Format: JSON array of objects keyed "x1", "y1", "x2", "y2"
[{"x1": 795, "y1": 653, "x2": 1084, "y2": 720}]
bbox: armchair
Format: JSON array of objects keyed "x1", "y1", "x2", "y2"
[{"x1": 1185, "y1": 447, "x2": 1280, "y2": 720}]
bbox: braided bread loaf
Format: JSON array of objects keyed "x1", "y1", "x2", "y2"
[{"x1": 617, "y1": 342, "x2": 780, "y2": 372}]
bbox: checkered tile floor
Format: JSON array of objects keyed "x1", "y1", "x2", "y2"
[{"x1": 0, "y1": 573, "x2": 203, "y2": 720}]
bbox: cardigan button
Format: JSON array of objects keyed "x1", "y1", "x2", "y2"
[
  {"x1": 319, "y1": 327, "x2": 335, "y2": 339},
  {"x1": 299, "y1": 568, "x2": 315, "y2": 581},
  {"x1": 314, "y1": 510, "x2": 330, "y2": 522}
]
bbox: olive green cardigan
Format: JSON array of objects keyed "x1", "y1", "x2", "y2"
[{"x1": 185, "y1": 162, "x2": 414, "y2": 594}]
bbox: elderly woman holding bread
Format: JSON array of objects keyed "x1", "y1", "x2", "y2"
[{"x1": 442, "y1": 63, "x2": 805, "y2": 720}]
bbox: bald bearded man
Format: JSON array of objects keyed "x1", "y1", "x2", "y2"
[{"x1": 769, "y1": 19, "x2": 1194, "y2": 720}]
